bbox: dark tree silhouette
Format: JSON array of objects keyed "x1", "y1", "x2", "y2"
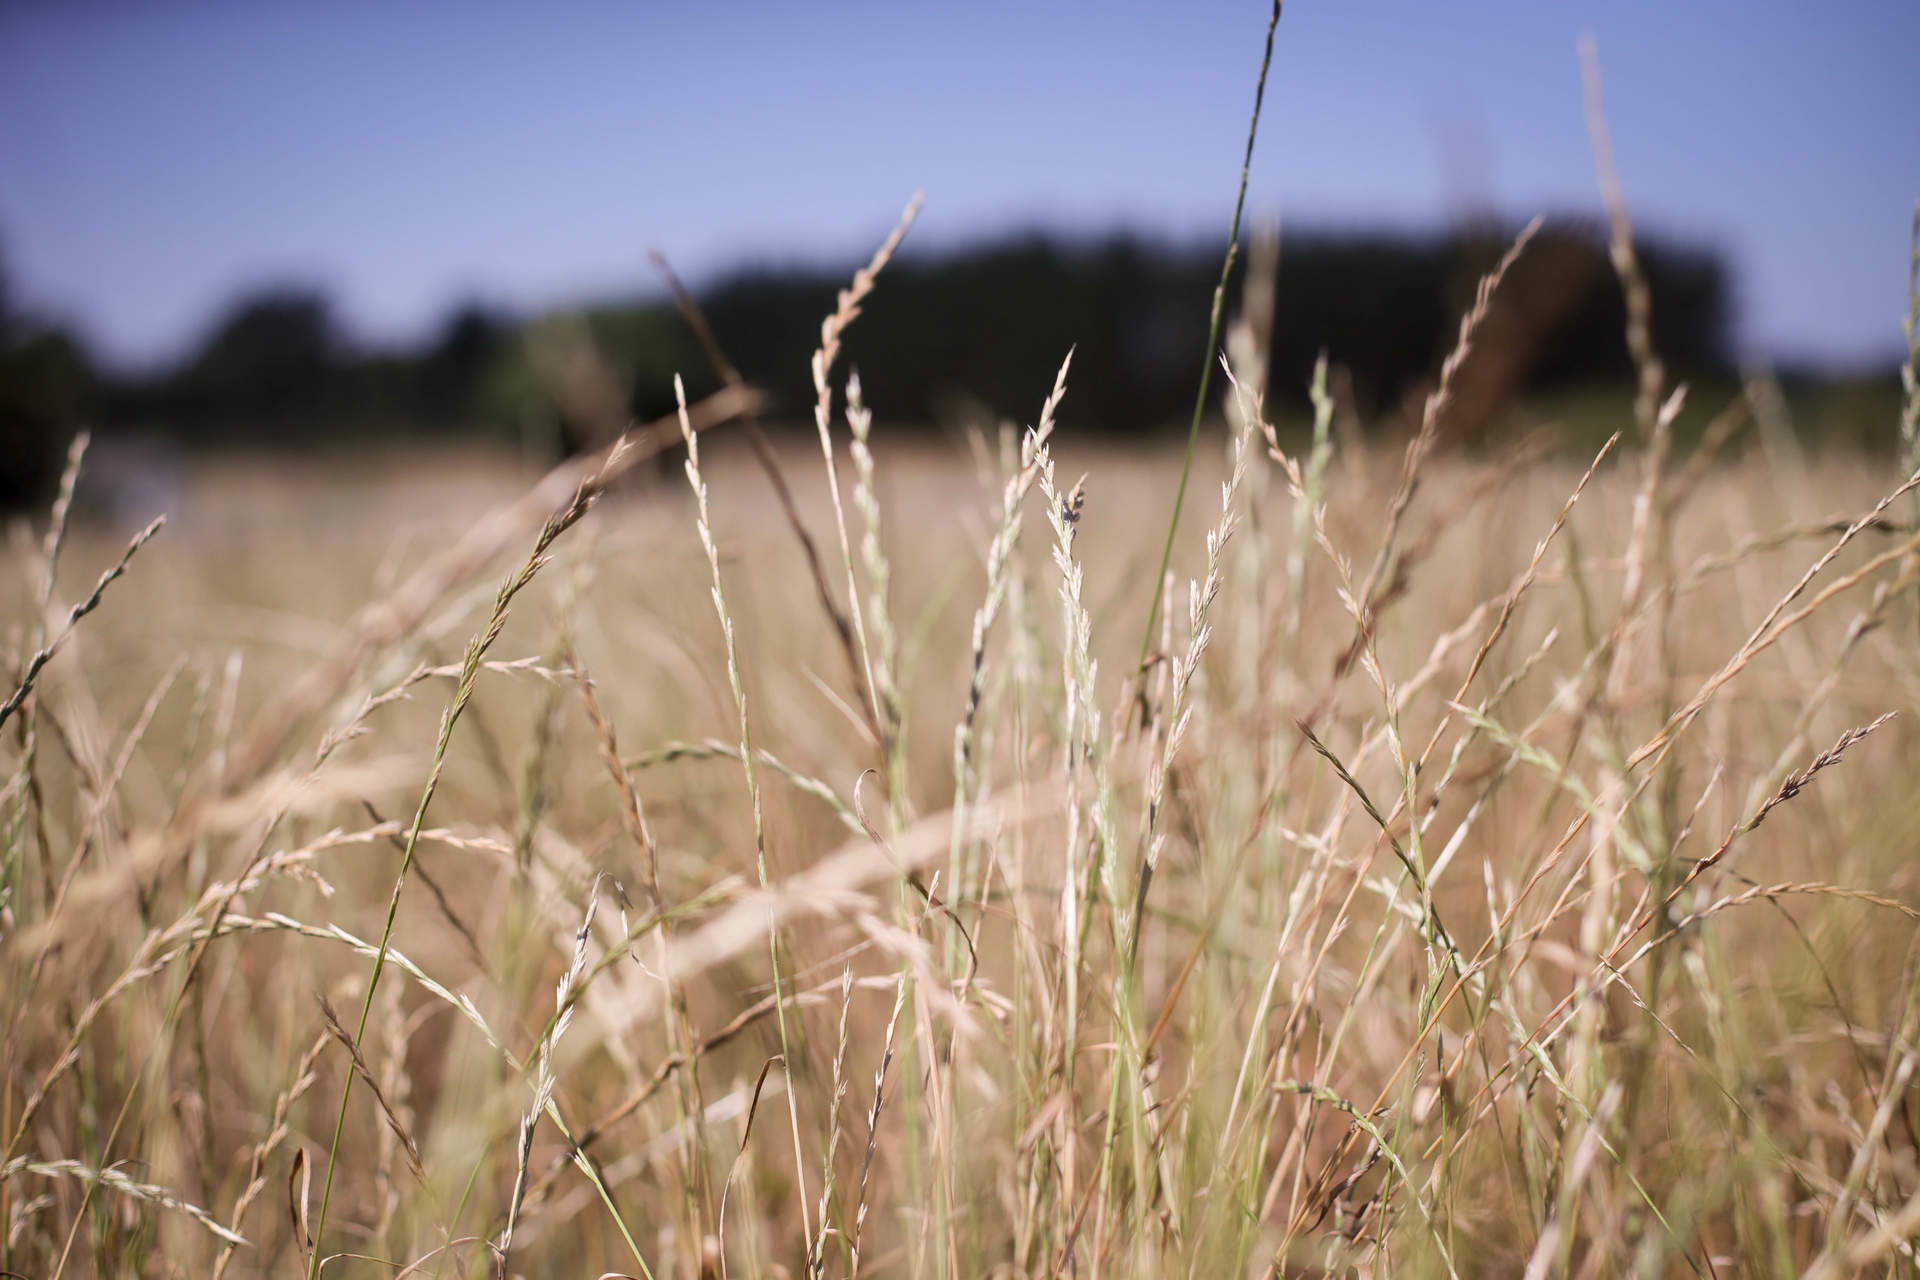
[
  {"x1": 5, "y1": 221, "x2": 1753, "y2": 476},
  {"x1": 165, "y1": 287, "x2": 342, "y2": 435},
  {"x1": 0, "y1": 243, "x2": 95, "y2": 510}
]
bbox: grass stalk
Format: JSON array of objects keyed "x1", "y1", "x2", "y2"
[{"x1": 1135, "y1": 0, "x2": 1282, "y2": 685}]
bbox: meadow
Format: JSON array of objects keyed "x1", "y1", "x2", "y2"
[
  {"x1": 6, "y1": 13, "x2": 1920, "y2": 1252},
  {"x1": 5, "y1": 201, "x2": 1920, "y2": 1280}
]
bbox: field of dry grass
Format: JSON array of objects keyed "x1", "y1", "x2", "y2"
[
  {"x1": 6, "y1": 251, "x2": 1920, "y2": 1277},
  {"x1": 6, "y1": 46, "x2": 1920, "y2": 1263}
]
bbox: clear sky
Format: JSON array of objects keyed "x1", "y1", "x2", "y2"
[{"x1": 2, "y1": 0, "x2": 1915, "y2": 371}]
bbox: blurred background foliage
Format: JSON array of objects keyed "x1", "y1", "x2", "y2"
[{"x1": 0, "y1": 218, "x2": 1900, "y2": 513}]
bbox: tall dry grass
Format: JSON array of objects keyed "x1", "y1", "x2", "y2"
[{"x1": 7, "y1": 27, "x2": 1920, "y2": 1280}]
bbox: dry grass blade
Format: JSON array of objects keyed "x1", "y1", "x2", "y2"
[
  {"x1": 359, "y1": 799, "x2": 492, "y2": 975},
  {"x1": 1453, "y1": 430, "x2": 1620, "y2": 709},
  {"x1": 1628, "y1": 473, "x2": 1920, "y2": 770},
  {"x1": 849, "y1": 977, "x2": 907, "y2": 1280},
  {"x1": 0, "y1": 516, "x2": 163, "y2": 734},
  {"x1": 650, "y1": 248, "x2": 877, "y2": 748},
  {"x1": 315, "y1": 994, "x2": 426, "y2": 1184},
  {"x1": 567, "y1": 642, "x2": 661, "y2": 904},
  {"x1": 1348, "y1": 218, "x2": 1541, "y2": 633},
  {"x1": 0, "y1": 1157, "x2": 247, "y2": 1247},
  {"x1": 600, "y1": 792, "x2": 1035, "y2": 1029},
  {"x1": 625, "y1": 737, "x2": 863, "y2": 835},
  {"x1": 1580, "y1": 33, "x2": 1663, "y2": 440},
  {"x1": 1668, "y1": 712, "x2": 1896, "y2": 900},
  {"x1": 1295, "y1": 719, "x2": 1461, "y2": 973},
  {"x1": 289, "y1": 1147, "x2": 311, "y2": 1258},
  {"x1": 1465, "y1": 711, "x2": 1909, "y2": 1145},
  {"x1": 520, "y1": 975, "x2": 847, "y2": 1215},
  {"x1": 716, "y1": 1056, "x2": 785, "y2": 1264}
]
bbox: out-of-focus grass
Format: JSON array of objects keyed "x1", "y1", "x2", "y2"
[{"x1": 5, "y1": 359, "x2": 1920, "y2": 1275}]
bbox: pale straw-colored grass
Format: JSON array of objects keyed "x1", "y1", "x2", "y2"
[{"x1": 5, "y1": 24, "x2": 1920, "y2": 1280}]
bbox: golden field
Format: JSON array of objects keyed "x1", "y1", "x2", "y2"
[{"x1": 6, "y1": 318, "x2": 1920, "y2": 1278}]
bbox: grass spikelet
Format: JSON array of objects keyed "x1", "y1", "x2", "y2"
[
  {"x1": 847, "y1": 372, "x2": 907, "y2": 811},
  {"x1": 3, "y1": 1157, "x2": 247, "y2": 1248},
  {"x1": 1133, "y1": 353, "x2": 1259, "y2": 941},
  {"x1": 499, "y1": 877, "x2": 602, "y2": 1269},
  {"x1": 0, "y1": 516, "x2": 162, "y2": 735},
  {"x1": 849, "y1": 975, "x2": 907, "y2": 1280},
  {"x1": 954, "y1": 350, "x2": 1073, "y2": 886},
  {"x1": 808, "y1": 965, "x2": 857, "y2": 1276},
  {"x1": 1348, "y1": 218, "x2": 1540, "y2": 637},
  {"x1": 812, "y1": 194, "x2": 923, "y2": 742},
  {"x1": 315, "y1": 993, "x2": 425, "y2": 1187}
]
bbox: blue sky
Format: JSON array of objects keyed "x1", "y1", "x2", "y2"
[{"x1": 2, "y1": 0, "x2": 1915, "y2": 370}]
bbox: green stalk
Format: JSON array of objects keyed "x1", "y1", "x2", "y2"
[{"x1": 1135, "y1": 0, "x2": 1283, "y2": 683}]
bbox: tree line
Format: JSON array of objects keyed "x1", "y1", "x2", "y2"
[{"x1": 1, "y1": 219, "x2": 1738, "y2": 508}]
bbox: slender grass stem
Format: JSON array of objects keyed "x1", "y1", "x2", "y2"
[
  {"x1": 1135, "y1": 0, "x2": 1282, "y2": 686},
  {"x1": 306, "y1": 439, "x2": 636, "y2": 1279}
]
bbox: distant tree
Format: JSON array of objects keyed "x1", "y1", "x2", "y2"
[
  {"x1": 0, "y1": 246, "x2": 12, "y2": 344},
  {"x1": 0, "y1": 329, "x2": 96, "y2": 510},
  {"x1": 479, "y1": 304, "x2": 705, "y2": 463},
  {"x1": 0, "y1": 242, "x2": 96, "y2": 510},
  {"x1": 414, "y1": 302, "x2": 512, "y2": 426},
  {"x1": 166, "y1": 286, "x2": 342, "y2": 439},
  {"x1": 681, "y1": 224, "x2": 1734, "y2": 437},
  {"x1": 74, "y1": 224, "x2": 1743, "y2": 455}
]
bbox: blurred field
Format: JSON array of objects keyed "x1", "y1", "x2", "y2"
[{"x1": 6, "y1": 346, "x2": 1920, "y2": 1277}]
